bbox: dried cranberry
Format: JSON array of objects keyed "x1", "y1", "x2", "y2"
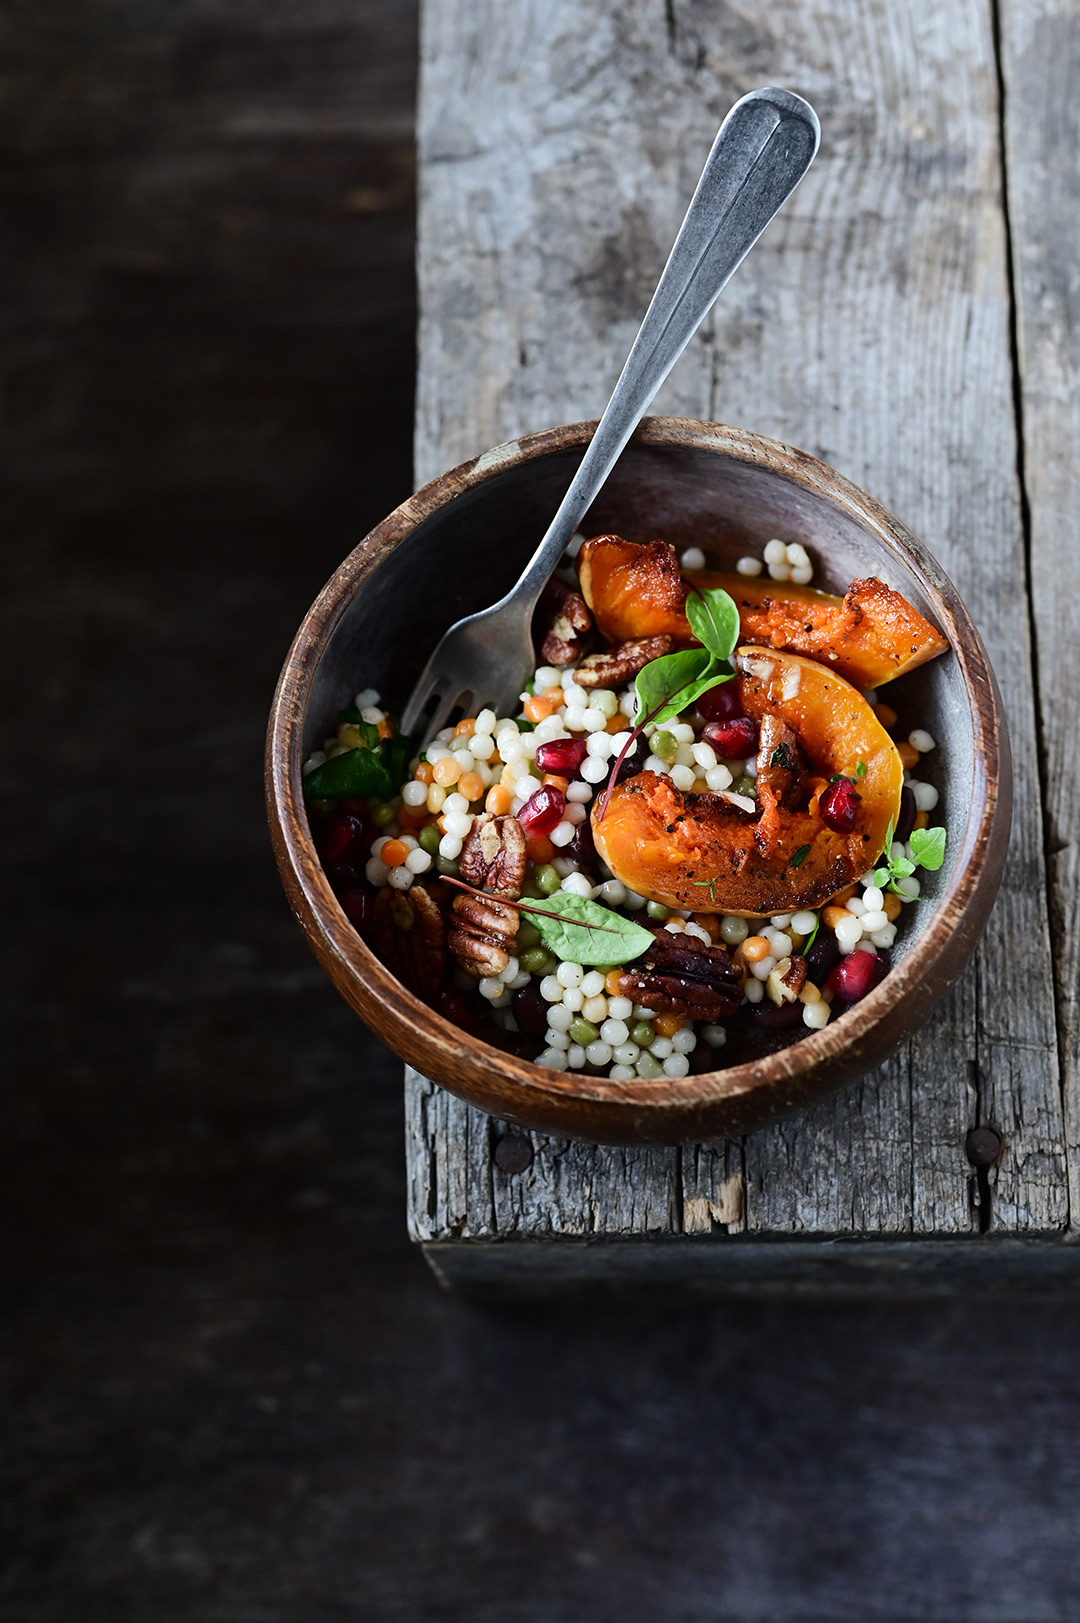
[
  {"x1": 615, "y1": 733, "x2": 650, "y2": 785},
  {"x1": 569, "y1": 817, "x2": 597, "y2": 868},
  {"x1": 805, "y1": 930, "x2": 840, "y2": 986},
  {"x1": 338, "y1": 885, "x2": 373, "y2": 933},
  {"x1": 819, "y1": 776, "x2": 861, "y2": 833},
  {"x1": 314, "y1": 809, "x2": 367, "y2": 863},
  {"x1": 518, "y1": 786, "x2": 566, "y2": 837},
  {"x1": 703, "y1": 716, "x2": 758, "y2": 757},
  {"x1": 510, "y1": 1033, "x2": 546, "y2": 1064},
  {"x1": 697, "y1": 682, "x2": 745, "y2": 725},
  {"x1": 751, "y1": 998, "x2": 804, "y2": 1029},
  {"x1": 895, "y1": 784, "x2": 917, "y2": 844},
  {"x1": 435, "y1": 984, "x2": 481, "y2": 1032},
  {"x1": 535, "y1": 737, "x2": 589, "y2": 778},
  {"x1": 827, "y1": 948, "x2": 885, "y2": 1003},
  {"x1": 687, "y1": 1035, "x2": 717, "y2": 1072},
  {"x1": 512, "y1": 983, "x2": 550, "y2": 1040}
]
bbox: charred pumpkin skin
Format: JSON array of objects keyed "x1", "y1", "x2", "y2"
[
  {"x1": 591, "y1": 647, "x2": 904, "y2": 916},
  {"x1": 577, "y1": 534, "x2": 948, "y2": 689}
]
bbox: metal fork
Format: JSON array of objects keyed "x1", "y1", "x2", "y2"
[{"x1": 400, "y1": 86, "x2": 820, "y2": 744}]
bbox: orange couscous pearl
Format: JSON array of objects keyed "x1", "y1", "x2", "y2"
[
  {"x1": 397, "y1": 803, "x2": 427, "y2": 829},
  {"x1": 432, "y1": 755, "x2": 463, "y2": 787},
  {"x1": 415, "y1": 760, "x2": 435, "y2": 785},
  {"x1": 454, "y1": 717, "x2": 476, "y2": 737},
  {"x1": 376, "y1": 718, "x2": 393, "y2": 740},
  {"x1": 526, "y1": 834, "x2": 555, "y2": 864},
  {"x1": 500, "y1": 763, "x2": 519, "y2": 789},
  {"x1": 822, "y1": 904, "x2": 852, "y2": 930},
  {"x1": 913, "y1": 809, "x2": 929, "y2": 831},
  {"x1": 485, "y1": 784, "x2": 513, "y2": 816},
  {"x1": 897, "y1": 741, "x2": 920, "y2": 769},
  {"x1": 690, "y1": 912, "x2": 722, "y2": 943},
  {"x1": 604, "y1": 970, "x2": 623, "y2": 996},
  {"x1": 741, "y1": 935, "x2": 772, "y2": 963},
  {"x1": 458, "y1": 771, "x2": 484, "y2": 803},
  {"x1": 872, "y1": 703, "x2": 898, "y2": 729},
  {"x1": 654, "y1": 1012, "x2": 685, "y2": 1039},
  {"x1": 380, "y1": 839, "x2": 409, "y2": 868},
  {"x1": 542, "y1": 773, "x2": 570, "y2": 793},
  {"x1": 523, "y1": 692, "x2": 562, "y2": 723},
  {"x1": 605, "y1": 712, "x2": 626, "y2": 735},
  {"x1": 883, "y1": 892, "x2": 903, "y2": 922}
]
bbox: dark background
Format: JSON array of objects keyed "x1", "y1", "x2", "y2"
[{"x1": 2, "y1": 4, "x2": 1078, "y2": 1619}]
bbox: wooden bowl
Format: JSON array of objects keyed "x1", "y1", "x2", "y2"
[{"x1": 266, "y1": 418, "x2": 1010, "y2": 1145}]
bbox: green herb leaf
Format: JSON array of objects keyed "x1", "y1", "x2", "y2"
[
  {"x1": 693, "y1": 878, "x2": 717, "y2": 903},
  {"x1": 518, "y1": 892, "x2": 655, "y2": 966},
  {"x1": 303, "y1": 748, "x2": 392, "y2": 801},
  {"x1": 855, "y1": 760, "x2": 868, "y2": 778},
  {"x1": 515, "y1": 717, "x2": 536, "y2": 733},
  {"x1": 634, "y1": 648, "x2": 724, "y2": 728},
  {"x1": 771, "y1": 744, "x2": 797, "y2": 771},
  {"x1": 790, "y1": 844, "x2": 811, "y2": 868},
  {"x1": 803, "y1": 916, "x2": 820, "y2": 954},
  {"x1": 685, "y1": 585, "x2": 740, "y2": 664},
  {"x1": 909, "y1": 826, "x2": 947, "y2": 871}
]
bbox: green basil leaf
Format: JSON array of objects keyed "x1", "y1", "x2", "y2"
[
  {"x1": 685, "y1": 585, "x2": 740, "y2": 663},
  {"x1": 873, "y1": 867, "x2": 890, "y2": 888},
  {"x1": 518, "y1": 892, "x2": 655, "y2": 966},
  {"x1": 337, "y1": 711, "x2": 382, "y2": 749},
  {"x1": 382, "y1": 730, "x2": 415, "y2": 792},
  {"x1": 893, "y1": 857, "x2": 916, "y2": 877},
  {"x1": 909, "y1": 826, "x2": 947, "y2": 871},
  {"x1": 302, "y1": 748, "x2": 392, "y2": 801}
]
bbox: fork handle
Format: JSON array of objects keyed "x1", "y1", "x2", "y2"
[{"x1": 508, "y1": 86, "x2": 820, "y2": 613}]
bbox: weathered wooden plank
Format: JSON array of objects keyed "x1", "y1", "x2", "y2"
[
  {"x1": 409, "y1": 0, "x2": 1067, "y2": 1256},
  {"x1": 999, "y1": 0, "x2": 1080, "y2": 1224}
]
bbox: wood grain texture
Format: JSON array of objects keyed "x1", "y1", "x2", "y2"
[
  {"x1": 410, "y1": 0, "x2": 1069, "y2": 1253},
  {"x1": 999, "y1": 0, "x2": 1080, "y2": 1226}
]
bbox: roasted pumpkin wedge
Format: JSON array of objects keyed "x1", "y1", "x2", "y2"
[
  {"x1": 591, "y1": 647, "x2": 904, "y2": 916},
  {"x1": 577, "y1": 534, "x2": 948, "y2": 689}
]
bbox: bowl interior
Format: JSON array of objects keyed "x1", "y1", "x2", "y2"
[{"x1": 304, "y1": 428, "x2": 972, "y2": 1010}]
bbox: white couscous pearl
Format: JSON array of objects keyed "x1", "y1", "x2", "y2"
[
  {"x1": 721, "y1": 916, "x2": 748, "y2": 945},
  {"x1": 585, "y1": 1041, "x2": 613, "y2": 1067},
  {"x1": 354, "y1": 687, "x2": 380, "y2": 708},
  {"x1": 443, "y1": 812, "x2": 472, "y2": 839},
  {"x1": 609, "y1": 1064, "x2": 636, "y2": 1080},
  {"x1": 402, "y1": 780, "x2": 428, "y2": 807},
  {"x1": 478, "y1": 976, "x2": 503, "y2": 1000},
  {"x1": 835, "y1": 914, "x2": 864, "y2": 953},
  {"x1": 592, "y1": 690, "x2": 620, "y2": 719},
  {"x1": 670, "y1": 764, "x2": 696, "y2": 791},
  {"x1": 438, "y1": 833, "x2": 463, "y2": 860},
  {"x1": 846, "y1": 896, "x2": 866, "y2": 917},
  {"x1": 601, "y1": 1019, "x2": 629, "y2": 1046},
  {"x1": 545, "y1": 1029, "x2": 570, "y2": 1051},
  {"x1": 515, "y1": 774, "x2": 542, "y2": 800},
  {"x1": 365, "y1": 857, "x2": 390, "y2": 886},
  {"x1": 580, "y1": 970, "x2": 605, "y2": 998},
  {"x1": 582, "y1": 995, "x2": 608, "y2": 1024},
  {"x1": 561, "y1": 987, "x2": 584, "y2": 1011},
  {"x1": 751, "y1": 955, "x2": 776, "y2": 980},
  {"x1": 669, "y1": 723, "x2": 695, "y2": 744},
  {"x1": 692, "y1": 740, "x2": 718, "y2": 770},
  {"x1": 671, "y1": 1028, "x2": 698, "y2": 1055},
  {"x1": 736, "y1": 555, "x2": 763, "y2": 576},
  {"x1": 612, "y1": 1047, "x2": 640, "y2": 1068},
  {"x1": 680, "y1": 546, "x2": 706, "y2": 570},
  {"x1": 540, "y1": 976, "x2": 564, "y2": 1002},
  {"x1": 547, "y1": 1004, "x2": 573, "y2": 1033},
  {"x1": 768, "y1": 932, "x2": 793, "y2": 959},
  {"x1": 561, "y1": 872, "x2": 595, "y2": 899},
  {"x1": 580, "y1": 706, "x2": 607, "y2": 732},
  {"x1": 537, "y1": 1049, "x2": 563, "y2": 1069},
  {"x1": 566, "y1": 781, "x2": 593, "y2": 803},
  {"x1": 387, "y1": 866, "x2": 413, "y2": 891},
  {"x1": 913, "y1": 782, "x2": 939, "y2": 812},
  {"x1": 764, "y1": 538, "x2": 787, "y2": 565},
  {"x1": 470, "y1": 732, "x2": 496, "y2": 760},
  {"x1": 563, "y1": 802, "x2": 587, "y2": 825},
  {"x1": 803, "y1": 1000, "x2": 831, "y2": 1030},
  {"x1": 790, "y1": 910, "x2": 818, "y2": 936},
  {"x1": 701, "y1": 1024, "x2": 727, "y2": 1048},
  {"x1": 895, "y1": 875, "x2": 921, "y2": 900},
  {"x1": 405, "y1": 848, "x2": 432, "y2": 875},
  {"x1": 869, "y1": 924, "x2": 897, "y2": 949},
  {"x1": 909, "y1": 729, "x2": 936, "y2": 753},
  {"x1": 498, "y1": 956, "x2": 520, "y2": 984},
  {"x1": 860, "y1": 909, "x2": 889, "y2": 933},
  {"x1": 586, "y1": 731, "x2": 613, "y2": 759},
  {"x1": 529, "y1": 676, "x2": 557, "y2": 700},
  {"x1": 599, "y1": 879, "x2": 626, "y2": 906},
  {"x1": 790, "y1": 565, "x2": 814, "y2": 585},
  {"x1": 644, "y1": 755, "x2": 669, "y2": 776},
  {"x1": 607, "y1": 997, "x2": 633, "y2": 1021},
  {"x1": 785, "y1": 542, "x2": 810, "y2": 569},
  {"x1": 650, "y1": 1036, "x2": 673, "y2": 1059},
  {"x1": 743, "y1": 977, "x2": 764, "y2": 1003},
  {"x1": 566, "y1": 1045, "x2": 586, "y2": 1069},
  {"x1": 550, "y1": 820, "x2": 576, "y2": 847},
  {"x1": 534, "y1": 715, "x2": 565, "y2": 743},
  {"x1": 705, "y1": 765, "x2": 734, "y2": 793},
  {"x1": 663, "y1": 1054, "x2": 690, "y2": 1078},
  {"x1": 861, "y1": 885, "x2": 884, "y2": 912},
  {"x1": 556, "y1": 961, "x2": 584, "y2": 988},
  {"x1": 580, "y1": 756, "x2": 609, "y2": 785}
]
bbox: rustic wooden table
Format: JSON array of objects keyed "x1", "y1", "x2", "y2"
[{"x1": 405, "y1": 0, "x2": 1080, "y2": 1289}]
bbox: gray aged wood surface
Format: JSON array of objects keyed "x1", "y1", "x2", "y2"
[{"x1": 408, "y1": 0, "x2": 1077, "y2": 1271}]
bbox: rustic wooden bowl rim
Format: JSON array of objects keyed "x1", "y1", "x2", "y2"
[{"x1": 267, "y1": 416, "x2": 1002, "y2": 1124}]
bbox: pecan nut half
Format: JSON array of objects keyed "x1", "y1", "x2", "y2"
[
  {"x1": 370, "y1": 884, "x2": 446, "y2": 1000},
  {"x1": 618, "y1": 928, "x2": 742, "y2": 1022},
  {"x1": 448, "y1": 891, "x2": 519, "y2": 979},
  {"x1": 459, "y1": 814, "x2": 526, "y2": 898},
  {"x1": 537, "y1": 575, "x2": 592, "y2": 666},
  {"x1": 573, "y1": 634, "x2": 674, "y2": 689},
  {"x1": 766, "y1": 954, "x2": 808, "y2": 1006}
]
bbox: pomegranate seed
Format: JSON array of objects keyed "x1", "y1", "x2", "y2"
[
  {"x1": 895, "y1": 784, "x2": 917, "y2": 844},
  {"x1": 315, "y1": 809, "x2": 367, "y2": 863},
  {"x1": 751, "y1": 998, "x2": 804, "y2": 1029},
  {"x1": 697, "y1": 683, "x2": 745, "y2": 724},
  {"x1": 435, "y1": 984, "x2": 481, "y2": 1032},
  {"x1": 827, "y1": 948, "x2": 884, "y2": 1003},
  {"x1": 518, "y1": 785, "x2": 566, "y2": 836},
  {"x1": 338, "y1": 884, "x2": 373, "y2": 933},
  {"x1": 535, "y1": 737, "x2": 589, "y2": 777},
  {"x1": 819, "y1": 776, "x2": 862, "y2": 833},
  {"x1": 703, "y1": 716, "x2": 758, "y2": 757},
  {"x1": 512, "y1": 983, "x2": 550, "y2": 1039}
]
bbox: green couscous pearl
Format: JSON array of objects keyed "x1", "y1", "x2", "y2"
[
  {"x1": 734, "y1": 774, "x2": 757, "y2": 799},
  {"x1": 651, "y1": 729, "x2": 678, "y2": 763},
  {"x1": 435, "y1": 855, "x2": 460, "y2": 877},
  {"x1": 569, "y1": 1018, "x2": 600, "y2": 1046},
  {"x1": 371, "y1": 801, "x2": 397, "y2": 828},
  {"x1": 636, "y1": 1053, "x2": 665, "y2": 1079},
  {"x1": 532, "y1": 863, "x2": 561, "y2": 896},
  {"x1": 520, "y1": 947, "x2": 556, "y2": 975},
  {"x1": 631, "y1": 1020, "x2": 656, "y2": 1047},
  {"x1": 520, "y1": 878, "x2": 544, "y2": 900},
  {"x1": 646, "y1": 899, "x2": 671, "y2": 921},
  {"x1": 516, "y1": 920, "x2": 541, "y2": 949},
  {"x1": 418, "y1": 823, "x2": 441, "y2": 855}
]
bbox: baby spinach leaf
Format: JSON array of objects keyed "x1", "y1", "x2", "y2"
[
  {"x1": 518, "y1": 892, "x2": 655, "y2": 966},
  {"x1": 685, "y1": 585, "x2": 740, "y2": 664},
  {"x1": 634, "y1": 647, "x2": 727, "y2": 729},
  {"x1": 302, "y1": 748, "x2": 392, "y2": 801}
]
